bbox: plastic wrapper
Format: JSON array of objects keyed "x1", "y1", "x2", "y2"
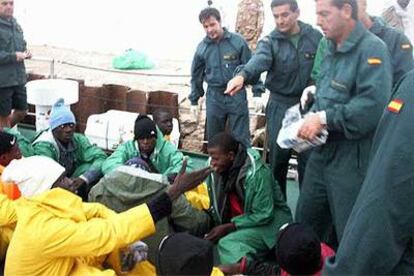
[{"x1": 277, "y1": 104, "x2": 328, "y2": 152}]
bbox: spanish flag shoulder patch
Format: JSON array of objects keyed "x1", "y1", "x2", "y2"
[
  {"x1": 401, "y1": 43, "x2": 412, "y2": 50},
  {"x1": 367, "y1": 58, "x2": 382, "y2": 65},
  {"x1": 387, "y1": 99, "x2": 404, "y2": 114}
]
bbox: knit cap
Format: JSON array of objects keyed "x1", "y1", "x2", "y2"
[
  {"x1": 49, "y1": 98, "x2": 76, "y2": 130},
  {"x1": 134, "y1": 115, "x2": 157, "y2": 140}
]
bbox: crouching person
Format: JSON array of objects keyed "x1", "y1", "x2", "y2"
[
  {"x1": 219, "y1": 223, "x2": 335, "y2": 275},
  {"x1": 157, "y1": 233, "x2": 224, "y2": 276},
  {"x1": 32, "y1": 98, "x2": 107, "y2": 200},
  {"x1": 2, "y1": 155, "x2": 211, "y2": 275},
  {"x1": 205, "y1": 132, "x2": 292, "y2": 264},
  {"x1": 102, "y1": 114, "x2": 209, "y2": 210},
  {"x1": 88, "y1": 162, "x2": 212, "y2": 263}
]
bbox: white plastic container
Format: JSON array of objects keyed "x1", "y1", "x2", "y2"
[{"x1": 26, "y1": 79, "x2": 79, "y2": 131}]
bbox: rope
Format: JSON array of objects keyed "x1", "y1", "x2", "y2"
[{"x1": 30, "y1": 57, "x2": 191, "y2": 78}]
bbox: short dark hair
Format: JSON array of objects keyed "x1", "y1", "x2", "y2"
[
  {"x1": 271, "y1": 0, "x2": 299, "y2": 11},
  {"x1": 199, "y1": 7, "x2": 221, "y2": 23},
  {"x1": 152, "y1": 108, "x2": 172, "y2": 123},
  {"x1": 330, "y1": 0, "x2": 358, "y2": 20},
  {"x1": 0, "y1": 131, "x2": 16, "y2": 156},
  {"x1": 276, "y1": 223, "x2": 322, "y2": 275},
  {"x1": 207, "y1": 132, "x2": 239, "y2": 154}
]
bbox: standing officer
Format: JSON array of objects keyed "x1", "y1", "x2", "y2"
[
  {"x1": 324, "y1": 69, "x2": 414, "y2": 275},
  {"x1": 225, "y1": 0, "x2": 322, "y2": 198},
  {"x1": 189, "y1": 7, "x2": 254, "y2": 147},
  {"x1": 312, "y1": 0, "x2": 413, "y2": 86},
  {"x1": 296, "y1": 0, "x2": 393, "y2": 246},
  {"x1": 0, "y1": 0, "x2": 30, "y2": 128}
]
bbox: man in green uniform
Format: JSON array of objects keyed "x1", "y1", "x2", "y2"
[
  {"x1": 32, "y1": 98, "x2": 107, "y2": 200},
  {"x1": 225, "y1": 0, "x2": 322, "y2": 197},
  {"x1": 189, "y1": 7, "x2": 262, "y2": 147},
  {"x1": 102, "y1": 115, "x2": 189, "y2": 177},
  {"x1": 204, "y1": 132, "x2": 292, "y2": 264},
  {"x1": 311, "y1": 0, "x2": 413, "y2": 86},
  {"x1": 324, "y1": 69, "x2": 414, "y2": 275},
  {"x1": 296, "y1": 0, "x2": 393, "y2": 246},
  {"x1": 0, "y1": 0, "x2": 31, "y2": 128}
]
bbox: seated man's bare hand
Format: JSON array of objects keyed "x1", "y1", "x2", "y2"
[{"x1": 204, "y1": 223, "x2": 236, "y2": 243}]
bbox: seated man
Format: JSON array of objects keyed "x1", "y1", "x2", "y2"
[
  {"x1": 102, "y1": 114, "x2": 190, "y2": 176},
  {"x1": 2, "y1": 127, "x2": 34, "y2": 157},
  {"x1": 204, "y1": 132, "x2": 292, "y2": 264},
  {"x1": 152, "y1": 108, "x2": 177, "y2": 148},
  {"x1": 89, "y1": 163, "x2": 212, "y2": 263},
  {"x1": 0, "y1": 131, "x2": 20, "y2": 260},
  {"x1": 32, "y1": 98, "x2": 107, "y2": 200},
  {"x1": 2, "y1": 155, "x2": 211, "y2": 275},
  {"x1": 0, "y1": 131, "x2": 23, "y2": 199}
]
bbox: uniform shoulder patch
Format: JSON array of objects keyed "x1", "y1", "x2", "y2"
[
  {"x1": 401, "y1": 43, "x2": 412, "y2": 50},
  {"x1": 387, "y1": 99, "x2": 404, "y2": 114},
  {"x1": 367, "y1": 57, "x2": 382, "y2": 65}
]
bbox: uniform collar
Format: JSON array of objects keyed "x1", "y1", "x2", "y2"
[
  {"x1": 329, "y1": 21, "x2": 367, "y2": 54},
  {"x1": 0, "y1": 17, "x2": 14, "y2": 26},
  {"x1": 369, "y1": 16, "x2": 386, "y2": 36},
  {"x1": 203, "y1": 27, "x2": 231, "y2": 44}
]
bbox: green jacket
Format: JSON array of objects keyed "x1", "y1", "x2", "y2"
[
  {"x1": 324, "y1": 68, "x2": 414, "y2": 275},
  {"x1": 313, "y1": 18, "x2": 413, "y2": 86},
  {"x1": 0, "y1": 17, "x2": 27, "y2": 87},
  {"x1": 189, "y1": 28, "x2": 255, "y2": 105},
  {"x1": 311, "y1": 37, "x2": 328, "y2": 84},
  {"x1": 370, "y1": 16, "x2": 413, "y2": 85},
  {"x1": 206, "y1": 148, "x2": 292, "y2": 248},
  {"x1": 32, "y1": 130, "x2": 107, "y2": 182},
  {"x1": 102, "y1": 132, "x2": 191, "y2": 175},
  {"x1": 3, "y1": 127, "x2": 34, "y2": 157},
  {"x1": 313, "y1": 21, "x2": 392, "y2": 140},
  {"x1": 239, "y1": 21, "x2": 322, "y2": 104}
]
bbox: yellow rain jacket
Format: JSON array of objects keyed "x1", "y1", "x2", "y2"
[
  {"x1": 0, "y1": 192, "x2": 16, "y2": 261},
  {"x1": 5, "y1": 188, "x2": 155, "y2": 276}
]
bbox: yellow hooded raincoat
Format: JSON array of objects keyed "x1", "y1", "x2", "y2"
[{"x1": 5, "y1": 188, "x2": 155, "y2": 276}]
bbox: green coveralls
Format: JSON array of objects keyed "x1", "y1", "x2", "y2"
[
  {"x1": 32, "y1": 131, "x2": 107, "y2": 182},
  {"x1": 238, "y1": 21, "x2": 322, "y2": 197},
  {"x1": 101, "y1": 131, "x2": 191, "y2": 175},
  {"x1": 324, "y1": 69, "x2": 414, "y2": 275},
  {"x1": 312, "y1": 17, "x2": 413, "y2": 86},
  {"x1": 0, "y1": 17, "x2": 27, "y2": 87},
  {"x1": 189, "y1": 29, "x2": 255, "y2": 147},
  {"x1": 295, "y1": 22, "x2": 393, "y2": 244},
  {"x1": 0, "y1": 17, "x2": 28, "y2": 115},
  {"x1": 206, "y1": 148, "x2": 292, "y2": 264}
]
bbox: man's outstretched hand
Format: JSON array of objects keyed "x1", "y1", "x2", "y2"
[
  {"x1": 167, "y1": 158, "x2": 212, "y2": 201},
  {"x1": 224, "y1": 75, "x2": 245, "y2": 96}
]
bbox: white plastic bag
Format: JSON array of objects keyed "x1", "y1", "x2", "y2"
[{"x1": 277, "y1": 104, "x2": 328, "y2": 152}]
